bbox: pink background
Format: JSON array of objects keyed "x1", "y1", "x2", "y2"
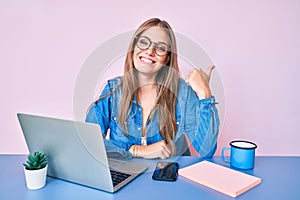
[{"x1": 1, "y1": 0, "x2": 299, "y2": 156}]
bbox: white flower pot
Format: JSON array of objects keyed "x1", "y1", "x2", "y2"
[{"x1": 24, "y1": 165, "x2": 48, "y2": 190}]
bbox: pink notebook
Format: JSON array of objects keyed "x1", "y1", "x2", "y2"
[{"x1": 179, "y1": 161, "x2": 262, "y2": 197}]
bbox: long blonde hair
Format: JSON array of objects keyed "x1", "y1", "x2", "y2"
[
  {"x1": 120, "y1": 18, "x2": 180, "y2": 144},
  {"x1": 91, "y1": 18, "x2": 180, "y2": 149}
]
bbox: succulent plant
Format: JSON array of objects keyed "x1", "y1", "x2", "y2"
[{"x1": 23, "y1": 151, "x2": 47, "y2": 170}]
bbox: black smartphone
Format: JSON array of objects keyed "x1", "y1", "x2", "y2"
[{"x1": 152, "y1": 161, "x2": 179, "y2": 181}]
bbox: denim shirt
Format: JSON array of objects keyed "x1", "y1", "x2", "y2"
[{"x1": 86, "y1": 77, "x2": 219, "y2": 159}]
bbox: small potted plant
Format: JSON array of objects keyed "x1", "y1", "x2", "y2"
[{"x1": 23, "y1": 151, "x2": 48, "y2": 190}]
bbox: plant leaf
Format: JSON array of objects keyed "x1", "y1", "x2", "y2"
[{"x1": 28, "y1": 154, "x2": 34, "y2": 163}]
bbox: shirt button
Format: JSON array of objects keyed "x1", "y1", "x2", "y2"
[
  {"x1": 137, "y1": 127, "x2": 141, "y2": 131},
  {"x1": 114, "y1": 117, "x2": 117, "y2": 120},
  {"x1": 176, "y1": 121, "x2": 180, "y2": 124}
]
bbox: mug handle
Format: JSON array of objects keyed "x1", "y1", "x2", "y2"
[{"x1": 222, "y1": 147, "x2": 231, "y2": 163}]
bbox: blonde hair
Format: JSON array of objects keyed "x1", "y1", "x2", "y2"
[
  {"x1": 91, "y1": 18, "x2": 180, "y2": 152},
  {"x1": 120, "y1": 18, "x2": 179, "y2": 145}
]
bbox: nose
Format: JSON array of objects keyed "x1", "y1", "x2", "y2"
[{"x1": 145, "y1": 44, "x2": 155, "y2": 56}]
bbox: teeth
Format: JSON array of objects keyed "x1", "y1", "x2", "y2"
[{"x1": 141, "y1": 57, "x2": 154, "y2": 63}]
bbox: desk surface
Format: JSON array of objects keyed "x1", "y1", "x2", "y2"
[{"x1": 1, "y1": 155, "x2": 299, "y2": 200}]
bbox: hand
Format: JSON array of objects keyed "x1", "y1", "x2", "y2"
[
  {"x1": 135, "y1": 140, "x2": 172, "y2": 159},
  {"x1": 185, "y1": 65, "x2": 215, "y2": 99}
]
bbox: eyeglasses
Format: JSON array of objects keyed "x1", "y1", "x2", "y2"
[{"x1": 135, "y1": 36, "x2": 169, "y2": 56}]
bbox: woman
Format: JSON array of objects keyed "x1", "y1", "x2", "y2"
[{"x1": 86, "y1": 18, "x2": 219, "y2": 159}]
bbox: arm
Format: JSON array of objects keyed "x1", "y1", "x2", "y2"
[
  {"x1": 85, "y1": 82, "x2": 132, "y2": 159},
  {"x1": 191, "y1": 97, "x2": 219, "y2": 157},
  {"x1": 184, "y1": 65, "x2": 220, "y2": 157},
  {"x1": 128, "y1": 141, "x2": 172, "y2": 160},
  {"x1": 85, "y1": 83, "x2": 112, "y2": 136}
]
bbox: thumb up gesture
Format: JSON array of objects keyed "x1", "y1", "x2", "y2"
[{"x1": 185, "y1": 65, "x2": 215, "y2": 99}]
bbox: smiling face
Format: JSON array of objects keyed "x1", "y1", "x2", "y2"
[{"x1": 133, "y1": 26, "x2": 170, "y2": 81}]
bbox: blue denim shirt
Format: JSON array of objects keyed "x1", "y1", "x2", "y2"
[{"x1": 86, "y1": 77, "x2": 219, "y2": 159}]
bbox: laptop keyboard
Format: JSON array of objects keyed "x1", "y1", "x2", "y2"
[{"x1": 110, "y1": 169, "x2": 132, "y2": 187}]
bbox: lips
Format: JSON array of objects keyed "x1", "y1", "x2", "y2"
[{"x1": 139, "y1": 56, "x2": 156, "y2": 64}]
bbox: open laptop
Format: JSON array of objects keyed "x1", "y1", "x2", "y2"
[{"x1": 17, "y1": 113, "x2": 148, "y2": 193}]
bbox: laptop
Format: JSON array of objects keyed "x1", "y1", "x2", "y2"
[{"x1": 17, "y1": 113, "x2": 148, "y2": 193}]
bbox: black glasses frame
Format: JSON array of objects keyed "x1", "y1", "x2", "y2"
[{"x1": 135, "y1": 36, "x2": 169, "y2": 56}]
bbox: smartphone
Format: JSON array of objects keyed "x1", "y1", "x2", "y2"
[{"x1": 152, "y1": 161, "x2": 179, "y2": 181}]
